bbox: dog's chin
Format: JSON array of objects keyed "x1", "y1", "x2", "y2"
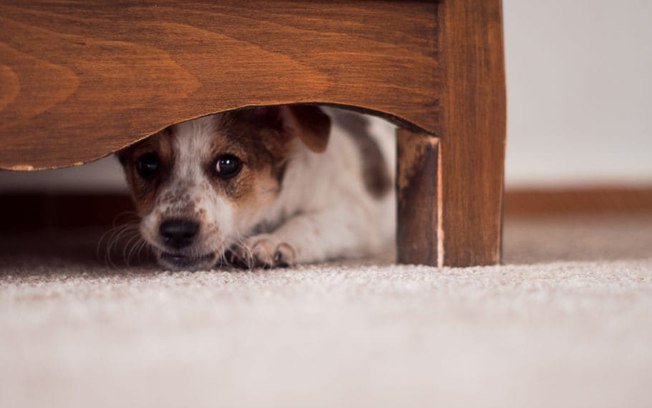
[{"x1": 157, "y1": 251, "x2": 217, "y2": 271}]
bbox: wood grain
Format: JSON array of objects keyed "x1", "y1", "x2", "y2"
[
  {"x1": 437, "y1": 0, "x2": 507, "y2": 266},
  {"x1": 0, "y1": 0, "x2": 440, "y2": 170},
  {"x1": 396, "y1": 129, "x2": 442, "y2": 266}
]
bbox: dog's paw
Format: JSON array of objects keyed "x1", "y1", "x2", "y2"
[{"x1": 227, "y1": 234, "x2": 297, "y2": 269}]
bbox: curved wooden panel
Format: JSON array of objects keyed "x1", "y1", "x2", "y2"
[{"x1": 0, "y1": 0, "x2": 440, "y2": 170}]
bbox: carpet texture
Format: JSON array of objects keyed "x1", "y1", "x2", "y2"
[{"x1": 1, "y1": 215, "x2": 652, "y2": 408}]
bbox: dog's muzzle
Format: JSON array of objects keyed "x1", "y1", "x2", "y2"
[
  {"x1": 157, "y1": 218, "x2": 216, "y2": 270},
  {"x1": 159, "y1": 218, "x2": 199, "y2": 249}
]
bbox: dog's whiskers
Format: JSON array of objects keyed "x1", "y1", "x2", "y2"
[
  {"x1": 97, "y1": 218, "x2": 142, "y2": 268},
  {"x1": 111, "y1": 211, "x2": 140, "y2": 227},
  {"x1": 122, "y1": 232, "x2": 143, "y2": 267},
  {"x1": 133, "y1": 238, "x2": 149, "y2": 264}
]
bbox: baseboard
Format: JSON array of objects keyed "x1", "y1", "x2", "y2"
[
  {"x1": 2, "y1": 187, "x2": 651, "y2": 231},
  {"x1": 505, "y1": 187, "x2": 652, "y2": 216},
  {"x1": 0, "y1": 193, "x2": 134, "y2": 230}
]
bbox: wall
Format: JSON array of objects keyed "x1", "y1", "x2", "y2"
[
  {"x1": 1, "y1": 0, "x2": 651, "y2": 192},
  {"x1": 504, "y1": 0, "x2": 652, "y2": 187}
]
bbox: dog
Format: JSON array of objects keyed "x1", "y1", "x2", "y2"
[{"x1": 118, "y1": 105, "x2": 395, "y2": 270}]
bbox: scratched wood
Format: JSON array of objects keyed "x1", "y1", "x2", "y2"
[
  {"x1": 0, "y1": 0, "x2": 439, "y2": 170},
  {"x1": 396, "y1": 129, "x2": 441, "y2": 266}
]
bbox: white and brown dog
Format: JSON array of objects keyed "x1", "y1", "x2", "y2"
[{"x1": 119, "y1": 105, "x2": 395, "y2": 270}]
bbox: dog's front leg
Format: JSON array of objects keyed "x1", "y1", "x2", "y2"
[{"x1": 229, "y1": 205, "x2": 380, "y2": 268}]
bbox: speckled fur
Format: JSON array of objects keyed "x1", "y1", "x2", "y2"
[{"x1": 119, "y1": 106, "x2": 395, "y2": 270}]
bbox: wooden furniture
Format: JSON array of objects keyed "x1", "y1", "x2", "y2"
[{"x1": 0, "y1": 0, "x2": 506, "y2": 267}]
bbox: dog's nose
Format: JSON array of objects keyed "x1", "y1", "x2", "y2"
[{"x1": 159, "y1": 218, "x2": 200, "y2": 249}]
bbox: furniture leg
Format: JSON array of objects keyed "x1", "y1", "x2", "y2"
[{"x1": 396, "y1": 0, "x2": 507, "y2": 267}]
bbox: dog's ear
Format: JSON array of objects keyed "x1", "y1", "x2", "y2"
[
  {"x1": 248, "y1": 105, "x2": 331, "y2": 153},
  {"x1": 280, "y1": 105, "x2": 331, "y2": 153}
]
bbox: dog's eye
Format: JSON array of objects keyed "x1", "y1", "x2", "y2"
[
  {"x1": 136, "y1": 153, "x2": 159, "y2": 179},
  {"x1": 214, "y1": 154, "x2": 242, "y2": 179}
]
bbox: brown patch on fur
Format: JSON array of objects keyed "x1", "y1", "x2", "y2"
[
  {"x1": 334, "y1": 110, "x2": 392, "y2": 199},
  {"x1": 163, "y1": 105, "x2": 331, "y2": 207},
  {"x1": 119, "y1": 105, "x2": 331, "y2": 220},
  {"x1": 224, "y1": 105, "x2": 330, "y2": 154},
  {"x1": 190, "y1": 112, "x2": 289, "y2": 208},
  {"x1": 118, "y1": 129, "x2": 174, "y2": 215}
]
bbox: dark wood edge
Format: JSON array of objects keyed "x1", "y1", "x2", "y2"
[
  {"x1": 396, "y1": 130, "x2": 442, "y2": 267},
  {"x1": 1, "y1": 187, "x2": 652, "y2": 231}
]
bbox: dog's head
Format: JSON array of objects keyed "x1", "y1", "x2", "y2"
[{"x1": 118, "y1": 105, "x2": 331, "y2": 270}]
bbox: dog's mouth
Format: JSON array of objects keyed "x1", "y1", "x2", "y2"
[{"x1": 160, "y1": 251, "x2": 216, "y2": 270}]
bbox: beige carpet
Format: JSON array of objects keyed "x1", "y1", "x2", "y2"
[{"x1": 1, "y1": 215, "x2": 652, "y2": 408}]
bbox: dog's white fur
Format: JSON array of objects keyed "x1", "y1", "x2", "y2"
[
  {"x1": 139, "y1": 116, "x2": 238, "y2": 258},
  {"x1": 124, "y1": 107, "x2": 395, "y2": 270},
  {"x1": 248, "y1": 108, "x2": 396, "y2": 264}
]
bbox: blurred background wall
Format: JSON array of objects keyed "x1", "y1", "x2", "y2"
[
  {"x1": 1, "y1": 0, "x2": 651, "y2": 192},
  {"x1": 504, "y1": 0, "x2": 652, "y2": 187}
]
